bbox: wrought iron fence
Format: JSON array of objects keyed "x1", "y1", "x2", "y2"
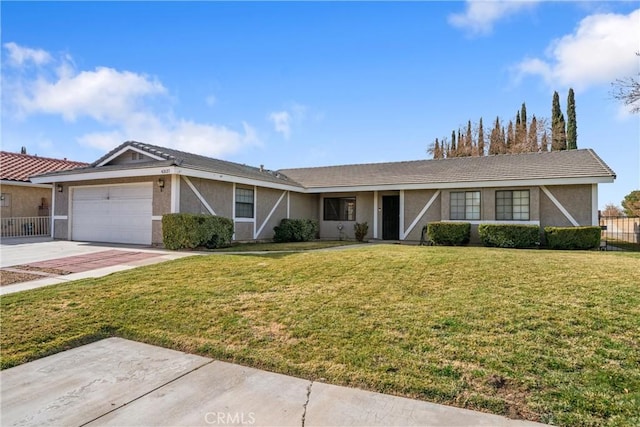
[
  {"x1": 0, "y1": 216, "x2": 51, "y2": 238},
  {"x1": 599, "y1": 216, "x2": 640, "y2": 251}
]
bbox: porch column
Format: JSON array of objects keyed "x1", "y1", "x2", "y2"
[{"x1": 373, "y1": 191, "x2": 378, "y2": 239}]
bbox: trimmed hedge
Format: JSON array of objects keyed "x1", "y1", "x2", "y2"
[
  {"x1": 544, "y1": 226, "x2": 601, "y2": 250},
  {"x1": 426, "y1": 222, "x2": 470, "y2": 246},
  {"x1": 478, "y1": 224, "x2": 541, "y2": 248},
  {"x1": 162, "y1": 213, "x2": 233, "y2": 250},
  {"x1": 273, "y1": 219, "x2": 319, "y2": 243}
]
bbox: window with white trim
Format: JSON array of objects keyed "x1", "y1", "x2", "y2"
[
  {"x1": 450, "y1": 191, "x2": 480, "y2": 220},
  {"x1": 235, "y1": 187, "x2": 254, "y2": 218},
  {"x1": 496, "y1": 190, "x2": 530, "y2": 220},
  {"x1": 323, "y1": 197, "x2": 356, "y2": 221}
]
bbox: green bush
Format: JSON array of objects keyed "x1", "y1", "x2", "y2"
[
  {"x1": 478, "y1": 224, "x2": 540, "y2": 248},
  {"x1": 273, "y1": 219, "x2": 319, "y2": 243},
  {"x1": 426, "y1": 222, "x2": 470, "y2": 246},
  {"x1": 354, "y1": 222, "x2": 369, "y2": 242},
  {"x1": 162, "y1": 213, "x2": 233, "y2": 250},
  {"x1": 544, "y1": 226, "x2": 601, "y2": 250}
]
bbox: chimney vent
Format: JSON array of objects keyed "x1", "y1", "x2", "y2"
[{"x1": 260, "y1": 164, "x2": 264, "y2": 172}]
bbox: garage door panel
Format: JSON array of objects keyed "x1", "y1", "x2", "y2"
[{"x1": 71, "y1": 184, "x2": 152, "y2": 245}]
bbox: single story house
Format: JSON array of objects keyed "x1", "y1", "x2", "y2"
[
  {"x1": 1, "y1": 151, "x2": 88, "y2": 237},
  {"x1": 30, "y1": 141, "x2": 616, "y2": 245}
]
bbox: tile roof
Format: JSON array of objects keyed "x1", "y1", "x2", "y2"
[
  {"x1": 0, "y1": 151, "x2": 89, "y2": 183},
  {"x1": 279, "y1": 149, "x2": 616, "y2": 189}
]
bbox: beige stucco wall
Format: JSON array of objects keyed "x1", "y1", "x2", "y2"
[
  {"x1": 234, "y1": 221, "x2": 254, "y2": 241},
  {"x1": 540, "y1": 184, "x2": 592, "y2": 228},
  {"x1": 53, "y1": 219, "x2": 68, "y2": 239},
  {"x1": 289, "y1": 192, "x2": 319, "y2": 220},
  {"x1": 319, "y1": 192, "x2": 374, "y2": 240},
  {"x1": 402, "y1": 189, "x2": 441, "y2": 241},
  {"x1": 255, "y1": 187, "x2": 288, "y2": 240},
  {"x1": 1, "y1": 184, "x2": 51, "y2": 218},
  {"x1": 180, "y1": 177, "x2": 233, "y2": 217}
]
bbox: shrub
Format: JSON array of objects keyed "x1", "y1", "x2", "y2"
[
  {"x1": 426, "y1": 222, "x2": 470, "y2": 246},
  {"x1": 273, "y1": 219, "x2": 319, "y2": 243},
  {"x1": 544, "y1": 226, "x2": 601, "y2": 250},
  {"x1": 162, "y1": 213, "x2": 233, "y2": 250},
  {"x1": 478, "y1": 224, "x2": 540, "y2": 248},
  {"x1": 354, "y1": 222, "x2": 369, "y2": 242}
]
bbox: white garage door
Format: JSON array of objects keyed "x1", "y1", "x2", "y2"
[{"x1": 71, "y1": 184, "x2": 153, "y2": 245}]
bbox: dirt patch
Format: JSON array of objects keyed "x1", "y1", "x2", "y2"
[
  {"x1": 1, "y1": 265, "x2": 71, "y2": 286},
  {"x1": 1, "y1": 270, "x2": 46, "y2": 286},
  {"x1": 13, "y1": 265, "x2": 71, "y2": 275}
]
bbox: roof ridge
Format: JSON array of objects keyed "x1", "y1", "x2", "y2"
[
  {"x1": 0, "y1": 150, "x2": 89, "y2": 165},
  {"x1": 278, "y1": 149, "x2": 591, "y2": 172}
]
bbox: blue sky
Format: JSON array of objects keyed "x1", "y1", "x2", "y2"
[{"x1": 2, "y1": 1, "x2": 638, "y2": 209}]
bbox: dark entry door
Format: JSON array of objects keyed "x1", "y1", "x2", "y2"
[{"x1": 382, "y1": 195, "x2": 400, "y2": 240}]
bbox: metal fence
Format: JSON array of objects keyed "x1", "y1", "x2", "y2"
[
  {"x1": 0, "y1": 216, "x2": 51, "y2": 238},
  {"x1": 599, "y1": 216, "x2": 640, "y2": 251}
]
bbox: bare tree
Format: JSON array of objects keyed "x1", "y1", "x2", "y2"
[
  {"x1": 601, "y1": 203, "x2": 624, "y2": 217},
  {"x1": 612, "y1": 52, "x2": 640, "y2": 113}
]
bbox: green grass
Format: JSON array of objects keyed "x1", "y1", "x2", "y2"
[
  {"x1": 2, "y1": 245, "x2": 639, "y2": 426},
  {"x1": 210, "y1": 240, "x2": 362, "y2": 252}
]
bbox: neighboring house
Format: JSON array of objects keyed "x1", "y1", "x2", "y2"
[
  {"x1": 30, "y1": 141, "x2": 616, "y2": 246},
  {"x1": 0, "y1": 151, "x2": 88, "y2": 238}
]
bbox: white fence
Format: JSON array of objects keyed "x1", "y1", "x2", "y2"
[{"x1": 1, "y1": 217, "x2": 50, "y2": 238}]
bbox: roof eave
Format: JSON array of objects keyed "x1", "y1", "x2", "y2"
[{"x1": 302, "y1": 175, "x2": 616, "y2": 193}]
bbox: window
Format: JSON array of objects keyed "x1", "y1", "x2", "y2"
[
  {"x1": 450, "y1": 191, "x2": 480, "y2": 220},
  {"x1": 496, "y1": 190, "x2": 530, "y2": 220},
  {"x1": 0, "y1": 193, "x2": 10, "y2": 208},
  {"x1": 324, "y1": 197, "x2": 356, "y2": 221},
  {"x1": 235, "y1": 187, "x2": 254, "y2": 218}
]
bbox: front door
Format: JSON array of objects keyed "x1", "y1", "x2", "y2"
[{"x1": 382, "y1": 195, "x2": 400, "y2": 240}]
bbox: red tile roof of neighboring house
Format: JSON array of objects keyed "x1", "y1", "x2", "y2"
[{"x1": 0, "y1": 151, "x2": 89, "y2": 183}]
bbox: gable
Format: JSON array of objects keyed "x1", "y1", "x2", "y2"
[{"x1": 104, "y1": 149, "x2": 159, "y2": 166}]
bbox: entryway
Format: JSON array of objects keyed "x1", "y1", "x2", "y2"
[{"x1": 382, "y1": 195, "x2": 400, "y2": 240}]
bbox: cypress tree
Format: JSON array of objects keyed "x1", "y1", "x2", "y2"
[
  {"x1": 506, "y1": 120, "x2": 515, "y2": 152},
  {"x1": 478, "y1": 117, "x2": 485, "y2": 156},
  {"x1": 450, "y1": 130, "x2": 457, "y2": 157},
  {"x1": 551, "y1": 91, "x2": 567, "y2": 150},
  {"x1": 436, "y1": 138, "x2": 442, "y2": 159},
  {"x1": 541, "y1": 130, "x2": 549, "y2": 152},
  {"x1": 465, "y1": 120, "x2": 473, "y2": 156},
  {"x1": 500, "y1": 126, "x2": 507, "y2": 154},
  {"x1": 520, "y1": 102, "x2": 528, "y2": 149},
  {"x1": 515, "y1": 110, "x2": 522, "y2": 149},
  {"x1": 567, "y1": 88, "x2": 577, "y2": 149},
  {"x1": 528, "y1": 115, "x2": 538, "y2": 152}
]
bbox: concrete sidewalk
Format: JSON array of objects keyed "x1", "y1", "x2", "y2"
[{"x1": 1, "y1": 338, "x2": 547, "y2": 427}]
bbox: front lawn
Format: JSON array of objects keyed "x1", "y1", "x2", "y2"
[
  {"x1": 210, "y1": 240, "x2": 362, "y2": 252},
  {"x1": 1, "y1": 246, "x2": 638, "y2": 426}
]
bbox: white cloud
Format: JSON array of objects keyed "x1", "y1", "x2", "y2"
[
  {"x1": 20, "y1": 67, "x2": 166, "y2": 122},
  {"x1": 3, "y1": 42, "x2": 52, "y2": 67},
  {"x1": 269, "y1": 111, "x2": 292, "y2": 139},
  {"x1": 3, "y1": 42, "x2": 261, "y2": 158},
  {"x1": 448, "y1": 1, "x2": 539, "y2": 36},
  {"x1": 514, "y1": 9, "x2": 640, "y2": 90},
  {"x1": 268, "y1": 103, "x2": 313, "y2": 140}
]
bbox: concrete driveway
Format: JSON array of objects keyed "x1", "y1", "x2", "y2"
[
  {"x1": 1, "y1": 338, "x2": 547, "y2": 427},
  {"x1": 0, "y1": 239, "x2": 198, "y2": 295}
]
